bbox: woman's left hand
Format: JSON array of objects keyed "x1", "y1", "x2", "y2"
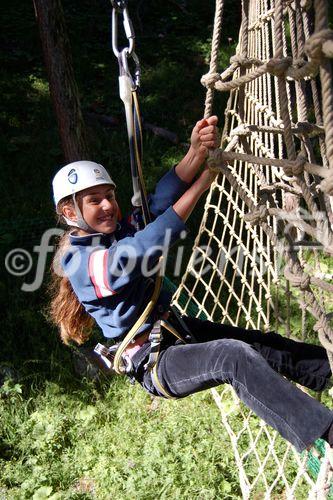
[
  {"x1": 175, "y1": 115, "x2": 219, "y2": 184},
  {"x1": 190, "y1": 115, "x2": 219, "y2": 158}
]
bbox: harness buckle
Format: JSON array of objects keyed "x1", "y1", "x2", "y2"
[
  {"x1": 144, "y1": 320, "x2": 163, "y2": 371},
  {"x1": 94, "y1": 342, "x2": 133, "y2": 374}
]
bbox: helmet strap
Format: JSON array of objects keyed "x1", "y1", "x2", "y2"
[{"x1": 72, "y1": 193, "x2": 91, "y2": 231}]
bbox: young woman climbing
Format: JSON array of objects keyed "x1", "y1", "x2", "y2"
[{"x1": 50, "y1": 115, "x2": 333, "y2": 453}]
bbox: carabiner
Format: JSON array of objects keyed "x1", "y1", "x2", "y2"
[
  {"x1": 118, "y1": 48, "x2": 141, "y2": 90},
  {"x1": 111, "y1": 4, "x2": 135, "y2": 58}
]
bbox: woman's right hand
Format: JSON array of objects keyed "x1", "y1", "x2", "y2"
[{"x1": 173, "y1": 165, "x2": 216, "y2": 222}]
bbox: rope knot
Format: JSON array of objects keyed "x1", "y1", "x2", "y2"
[
  {"x1": 230, "y1": 55, "x2": 260, "y2": 69},
  {"x1": 244, "y1": 205, "x2": 269, "y2": 225},
  {"x1": 320, "y1": 171, "x2": 333, "y2": 196},
  {"x1": 293, "y1": 154, "x2": 307, "y2": 176},
  {"x1": 299, "y1": 275, "x2": 311, "y2": 291},
  {"x1": 229, "y1": 54, "x2": 243, "y2": 66},
  {"x1": 201, "y1": 72, "x2": 221, "y2": 89},
  {"x1": 314, "y1": 318, "x2": 327, "y2": 336},
  {"x1": 300, "y1": 0, "x2": 312, "y2": 11},
  {"x1": 207, "y1": 149, "x2": 227, "y2": 172},
  {"x1": 266, "y1": 57, "x2": 292, "y2": 77},
  {"x1": 282, "y1": 163, "x2": 293, "y2": 177},
  {"x1": 293, "y1": 57, "x2": 306, "y2": 69},
  {"x1": 305, "y1": 29, "x2": 333, "y2": 62},
  {"x1": 284, "y1": 267, "x2": 311, "y2": 290},
  {"x1": 314, "y1": 317, "x2": 333, "y2": 354},
  {"x1": 295, "y1": 121, "x2": 314, "y2": 135},
  {"x1": 230, "y1": 124, "x2": 251, "y2": 137},
  {"x1": 283, "y1": 155, "x2": 307, "y2": 177}
]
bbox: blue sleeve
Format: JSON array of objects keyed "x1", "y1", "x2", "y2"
[
  {"x1": 92, "y1": 207, "x2": 187, "y2": 293},
  {"x1": 148, "y1": 167, "x2": 190, "y2": 217}
]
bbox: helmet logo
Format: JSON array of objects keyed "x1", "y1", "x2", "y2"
[
  {"x1": 94, "y1": 168, "x2": 105, "y2": 181},
  {"x1": 68, "y1": 168, "x2": 78, "y2": 184}
]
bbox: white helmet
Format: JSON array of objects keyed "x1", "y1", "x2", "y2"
[{"x1": 52, "y1": 160, "x2": 116, "y2": 230}]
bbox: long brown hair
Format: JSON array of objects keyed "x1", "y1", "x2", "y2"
[{"x1": 49, "y1": 199, "x2": 94, "y2": 345}]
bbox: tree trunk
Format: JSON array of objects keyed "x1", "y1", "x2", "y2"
[{"x1": 33, "y1": 0, "x2": 90, "y2": 162}]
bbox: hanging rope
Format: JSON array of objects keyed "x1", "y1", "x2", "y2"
[{"x1": 111, "y1": 0, "x2": 151, "y2": 228}]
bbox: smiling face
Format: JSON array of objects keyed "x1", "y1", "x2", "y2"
[
  {"x1": 77, "y1": 184, "x2": 119, "y2": 234},
  {"x1": 60, "y1": 183, "x2": 119, "y2": 234}
]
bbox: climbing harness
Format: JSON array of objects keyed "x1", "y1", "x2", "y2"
[{"x1": 93, "y1": 259, "x2": 192, "y2": 399}]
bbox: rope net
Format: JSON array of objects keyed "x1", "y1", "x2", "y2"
[{"x1": 173, "y1": 0, "x2": 333, "y2": 497}]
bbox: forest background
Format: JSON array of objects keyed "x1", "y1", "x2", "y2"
[{"x1": 1, "y1": 1, "x2": 332, "y2": 499}]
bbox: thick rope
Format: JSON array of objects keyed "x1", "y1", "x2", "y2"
[
  {"x1": 203, "y1": 0, "x2": 225, "y2": 119},
  {"x1": 201, "y1": 31, "x2": 333, "y2": 93},
  {"x1": 208, "y1": 148, "x2": 333, "y2": 193},
  {"x1": 315, "y1": 0, "x2": 333, "y2": 169}
]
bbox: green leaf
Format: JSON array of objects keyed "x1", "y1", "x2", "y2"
[{"x1": 32, "y1": 486, "x2": 53, "y2": 500}]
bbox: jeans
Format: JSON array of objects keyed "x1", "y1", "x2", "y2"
[{"x1": 133, "y1": 316, "x2": 333, "y2": 452}]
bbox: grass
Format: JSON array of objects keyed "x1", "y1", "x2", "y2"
[{"x1": 0, "y1": 376, "x2": 241, "y2": 499}]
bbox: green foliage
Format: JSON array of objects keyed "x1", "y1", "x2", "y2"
[{"x1": 0, "y1": 377, "x2": 241, "y2": 499}]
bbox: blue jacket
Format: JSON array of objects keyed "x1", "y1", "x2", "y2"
[{"x1": 62, "y1": 168, "x2": 189, "y2": 339}]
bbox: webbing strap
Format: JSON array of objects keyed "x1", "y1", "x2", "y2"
[
  {"x1": 113, "y1": 269, "x2": 163, "y2": 374},
  {"x1": 143, "y1": 316, "x2": 187, "y2": 372},
  {"x1": 113, "y1": 0, "x2": 151, "y2": 229},
  {"x1": 145, "y1": 318, "x2": 188, "y2": 400},
  {"x1": 131, "y1": 89, "x2": 151, "y2": 226},
  {"x1": 144, "y1": 320, "x2": 162, "y2": 371},
  {"x1": 113, "y1": 300, "x2": 188, "y2": 398},
  {"x1": 118, "y1": 70, "x2": 150, "y2": 226},
  {"x1": 151, "y1": 362, "x2": 177, "y2": 400},
  {"x1": 111, "y1": 1, "x2": 167, "y2": 373}
]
